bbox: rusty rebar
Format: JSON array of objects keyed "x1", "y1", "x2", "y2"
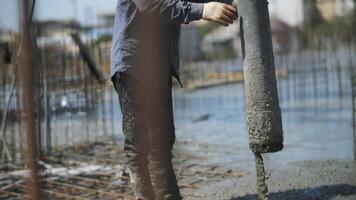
[{"x1": 20, "y1": 0, "x2": 42, "y2": 199}]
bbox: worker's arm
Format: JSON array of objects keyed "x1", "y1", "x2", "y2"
[{"x1": 132, "y1": 0, "x2": 237, "y2": 25}]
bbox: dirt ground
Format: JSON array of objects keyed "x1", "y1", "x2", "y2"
[{"x1": 1, "y1": 139, "x2": 355, "y2": 200}]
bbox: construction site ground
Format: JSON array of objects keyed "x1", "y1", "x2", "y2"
[{"x1": 1, "y1": 138, "x2": 355, "y2": 200}]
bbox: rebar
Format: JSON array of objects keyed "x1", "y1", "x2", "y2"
[{"x1": 20, "y1": 0, "x2": 41, "y2": 199}]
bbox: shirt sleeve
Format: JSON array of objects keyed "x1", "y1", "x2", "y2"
[{"x1": 132, "y1": 0, "x2": 204, "y2": 24}]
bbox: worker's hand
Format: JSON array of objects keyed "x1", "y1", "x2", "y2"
[{"x1": 202, "y1": 2, "x2": 238, "y2": 26}]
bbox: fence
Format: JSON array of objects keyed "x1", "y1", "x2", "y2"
[
  {"x1": 0, "y1": 29, "x2": 119, "y2": 166},
  {"x1": 1, "y1": 31, "x2": 356, "y2": 166}
]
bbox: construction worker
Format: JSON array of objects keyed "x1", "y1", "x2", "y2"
[{"x1": 111, "y1": 0, "x2": 237, "y2": 199}]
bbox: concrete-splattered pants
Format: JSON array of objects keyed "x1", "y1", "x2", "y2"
[{"x1": 113, "y1": 71, "x2": 182, "y2": 200}]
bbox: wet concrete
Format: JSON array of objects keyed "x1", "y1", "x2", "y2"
[
  {"x1": 170, "y1": 78, "x2": 354, "y2": 199},
  {"x1": 43, "y1": 67, "x2": 355, "y2": 199},
  {"x1": 254, "y1": 153, "x2": 268, "y2": 200},
  {"x1": 172, "y1": 79, "x2": 353, "y2": 168},
  {"x1": 48, "y1": 74, "x2": 353, "y2": 165},
  {"x1": 185, "y1": 159, "x2": 356, "y2": 200}
]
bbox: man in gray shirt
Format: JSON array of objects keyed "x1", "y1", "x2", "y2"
[{"x1": 111, "y1": 0, "x2": 237, "y2": 199}]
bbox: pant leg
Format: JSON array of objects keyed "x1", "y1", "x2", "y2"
[
  {"x1": 115, "y1": 73, "x2": 155, "y2": 200},
  {"x1": 115, "y1": 69, "x2": 182, "y2": 200},
  {"x1": 144, "y1": 75, "x2": 182, "y2": 200}
]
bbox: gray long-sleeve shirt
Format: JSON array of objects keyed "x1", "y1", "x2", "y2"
[{"x1": 110, "y1": 0, "x2": 206, "y2": 84}]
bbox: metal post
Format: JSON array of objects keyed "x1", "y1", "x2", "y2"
[
  {"x1": 352, "y1": 1, "x2": 356, "y2": 161},
  {"x1": 238, "y1": 0, "x2": 284, "y2": 199},
  {"x1": 20, "y1": 0, "x2": 42, "y2": 199},
  {"x1": 353, "y1": 78, "x2": 356, "y2": 161},
  {"x1": 44, "y1": 79, "x2": 52, "y2": 152},
  {"x1": 70, "y1": 33, "x2": 106, "y2": 84},
  {"x1": 351, "y1": 62, "x2": 356, "y2": 161}
]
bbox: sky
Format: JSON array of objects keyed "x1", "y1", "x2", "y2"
[
  {"x1": 0, "y1": 0, "x2": 117, "y2": 31},
  {"x1": 0, "y1": 0, "x2": 303, "y2": 32},
  {"x1": 269, "y1": 0, "x2": 303, "y2": 26},
  {"x1": 0, "y1": 0, "x2": 20, "y2": 31}
]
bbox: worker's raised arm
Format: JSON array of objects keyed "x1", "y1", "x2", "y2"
[
  {"x1": 132, "y1": 0, "x2": 203, "y2": 24},
  {"x1": 132, "y1": 0, "x2": 237, "y2": 25}
]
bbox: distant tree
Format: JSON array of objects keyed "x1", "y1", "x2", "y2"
[{"x1": 303, "y1": 0, "x2": 324, "y2": 29}]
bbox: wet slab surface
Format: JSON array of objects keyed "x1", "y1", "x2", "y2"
[
  {"x1": 172, "y1": 81, "x2": 353, "y2": 169},
  {"x1": 171, "y1": 80, "x2": 356, "y2": 199},
  {"x1": 188, "y1": 160, "x2": 356, "y2": 200},
  {"x1": 2, "y1": 74, "x2": 355, "y2": 199}
]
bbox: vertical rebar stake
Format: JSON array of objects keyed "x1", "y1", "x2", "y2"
[{"x1": 21, "y1": 0, "x2": 41, "y2": 199}]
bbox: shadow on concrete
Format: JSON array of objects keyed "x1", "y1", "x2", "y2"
[{"x1": 230, "y1": 184, "x2": 356, "y2": 200}]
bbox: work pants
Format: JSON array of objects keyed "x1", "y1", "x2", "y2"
[{"x1": 113, "y1": 70, "x2": 181, "y2": 200}]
